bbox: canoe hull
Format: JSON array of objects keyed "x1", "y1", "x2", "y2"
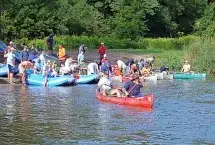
[
  {"x1": 26, "y1": 73, "x2": 75, "y2": 86},
  {"x1": 76, "y1": 74, "x2": 99, "y2": 84},
  {"x1": 96, "y1": 90, "x2": 154, "y2": 108},
  {"x1": 143, "y1": 75, "x2": 157, "y2": 82},
  {"x1": 155, "y1": 73, "x2": 164, "y2": 80},
  {"x1": 163, "y1": 74, "x2": 173, "y2": 80},
  {"x1": 173, "y1": 73, "x2": 206, "y2": 79},
  {"x1": 0, "y1": 63, "x2": 19, "y2": 77}
]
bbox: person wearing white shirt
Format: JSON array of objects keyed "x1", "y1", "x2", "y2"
[
  {"x1": 39, "y1": 51, "x2": 46, "y2": 68},
  {"x1": 98, "y1": 72, "x2": 121, "y2": 97},
  {"x1": 87, "y1": 61, "x2": 99, "y2": 75},
  {"x1": 4, "y1": 47, "x2": 16, "y2": 82},
  {"x1": 116, "y1": 59, "x2": 126, "y2": 75}
]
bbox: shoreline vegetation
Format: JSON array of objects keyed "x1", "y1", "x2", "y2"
[
  {"x1": 16, "y1": 35, "x2": 215, "y2": 74},
  {"x1": 1, "y1": 1, "x2": 214, "y2": 74}
]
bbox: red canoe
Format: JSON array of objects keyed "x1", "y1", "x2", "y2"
[{"x1": 96, "y1": 90, "x2": 154, "y2": 108}]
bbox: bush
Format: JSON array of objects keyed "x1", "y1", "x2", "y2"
[
  {"x1": 155, "y1": 50, "x2": 185, "y2": 71},
  {"x1": 185, "y1": 38, "x2": 215, "y2": 73},
  {"x1": 143, "y1": 36, "x2": 198, "y2": 50}
]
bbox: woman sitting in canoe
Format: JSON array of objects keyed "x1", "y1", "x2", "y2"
[
  {"x1": 98, "y1": 72, "x2": 121, "y2": 97},
  {"x1": 181, "y1": 60, "x2": 191, "y2": 73},
  {"x1": 123, "y1": 73, "x2": 143, "y2": 98}
]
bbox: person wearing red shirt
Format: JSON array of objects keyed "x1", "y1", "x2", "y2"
[{"x1": 98, "y1": 42, "x2": 107, "y2": 65}]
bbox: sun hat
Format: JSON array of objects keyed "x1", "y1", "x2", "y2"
[
  {"x1": 185, "y1": 60, "x2": 188, "y2": 63},
  {"x1": 101, "y1": 42, "x2": 104, "y2": 45}
]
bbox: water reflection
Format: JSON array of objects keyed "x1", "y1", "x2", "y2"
[{"x1": 0, "y1": 79, "x2": 215, "y2": 144}]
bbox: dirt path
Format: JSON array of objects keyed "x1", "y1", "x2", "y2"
[{"x1": 69, "y1": 50, "x2": 154, "y2": 63}]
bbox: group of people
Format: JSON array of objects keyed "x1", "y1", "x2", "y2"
[
  {"x1": 2, "y1": 34, "x2": 192, "y2": 93},
  {"x1": 2, "y1": 39, "x2": 108, "y2": 86}
]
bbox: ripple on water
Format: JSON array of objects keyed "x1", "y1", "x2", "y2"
[{"x1": 0, "y1": 79, "x2": 215, "y2": 144}]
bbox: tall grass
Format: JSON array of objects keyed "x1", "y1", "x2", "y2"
[
  {"x1": 156, "y1": 38, "x2": 215, "y2": 73},
  {"x1": 184, "y1": 38, "x2": 215, "y2": 73},
  {"x1": 25, "y1": 35, "x2": 199, "y2": 51},
  {"x1": 155, "y1": 50, "x2": 185, "y2": 71}
]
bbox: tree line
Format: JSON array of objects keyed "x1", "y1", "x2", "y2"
[{"x1": 0, "y1": 0, "x2": 214, "y2": 41}]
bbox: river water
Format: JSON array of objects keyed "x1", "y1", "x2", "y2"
[{"x1": 0, "y1": 79, "x2": 215, "y2": 145}]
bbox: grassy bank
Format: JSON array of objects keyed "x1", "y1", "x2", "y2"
[
  {"x1": 18, "y1": 35, "x2": 215, "y2": 74},
  {"x1": 155, "y1": 38, "x2": 215, "y2": 74},
  {"x1": 23, "y1": 35, "x2": 198, "y2": 51}
]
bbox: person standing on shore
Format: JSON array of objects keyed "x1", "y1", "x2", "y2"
[
  {"x1": 20, "y1": 46, "x2": 29, "y2": 62},
  {"x1": 78, "y1": 44, "x2": 86, "y2": 54},
  {"x1": 98, "y1": 42, "x2": 107, "y2": 65},
  {"x1": 46, "y1": 34, "x2": 54, "y2": 54},
  {"x1": 5, "y1": 47, "x2": 16, "y2": 82}
]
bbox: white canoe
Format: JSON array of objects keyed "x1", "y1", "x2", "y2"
[
  {"x1": 155, "y1": 73, "x2": 164, "y2": 80},
  {"x1": 141, "y1": 75, "x2": 157, "y2": 82},
  {"x1": 163, "y1": 74, "x2": 173, "y2": 80}
]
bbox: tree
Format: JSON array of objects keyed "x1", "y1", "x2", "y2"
[{"x1": 195, "y1": 3, "x2": 215, "y2": 38}]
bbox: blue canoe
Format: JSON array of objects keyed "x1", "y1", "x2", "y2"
[
  {"x1": 76, "y1": 74, "x2": 99, "y2": 84},
  {"x1": 26, "y1": 72, "x2": 76, "y2": 86},
  {"x1": 0, "y1": 63, "x2": 19, "y2": 77},
  {"x1": 173, "y1": 72, "x2": 206, "y2": 79}
]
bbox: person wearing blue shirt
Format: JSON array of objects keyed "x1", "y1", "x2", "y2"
[
  {"x1": 20, "y1": 46, "x2": 29, "y2": 62},
  {"x1": 123, "y1": 73, "x2": 143, "y2": 97}
]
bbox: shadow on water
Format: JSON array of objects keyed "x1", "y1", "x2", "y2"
[{"x1": 0, "y1": 77, "x2": 215, "y2": 144}]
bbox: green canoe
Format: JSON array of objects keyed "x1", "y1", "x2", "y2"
[{"x1": 173, "y1": 72, "x2": 206, "y2": 79}]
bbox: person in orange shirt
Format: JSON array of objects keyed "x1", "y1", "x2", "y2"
[{"x1": 58, "y1": 44, "x2": 66, "y2": 64}]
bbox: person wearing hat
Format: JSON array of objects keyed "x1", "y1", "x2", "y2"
[
  {"x1": 181, "y1": 60, "x2": 191, "y2": 73},
  {"x1": 100, "y1": 59, "x2": 113, "y2": 75},
  {"x1": 4, "y1": 47, "x2": 16, "y2": 82},
  {"x1": 98, "y1": 72, "x2": 121, "y2": 97},
  {"x1": 160, "y1": 64, "x2": 169, "y2": 75},
  {"x1": 123, "y1": 73, "x2": 143, "y2": 98},
  {"x1": 147, "y1": 56, "x2": 155, "y2": 69},
  {"x1": 98, "y1": 42, "x2": 107, "y2": 65}
]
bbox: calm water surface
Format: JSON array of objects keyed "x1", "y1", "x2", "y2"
[{"x1": 0, "y1": 79, "x2": 215, "y2": 145}]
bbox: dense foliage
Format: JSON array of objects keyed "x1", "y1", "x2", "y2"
[{"x1": 0, "y1": 0, "x2": 211, "y2": 40}]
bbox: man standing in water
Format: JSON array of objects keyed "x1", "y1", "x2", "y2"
[{"x1": 46, "y1": 34, "x2": 54, "y2": 55}]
